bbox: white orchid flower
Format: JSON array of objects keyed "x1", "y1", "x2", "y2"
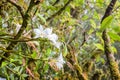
[
  {"x1": 47, "y1": 34, "x2": 58, "y2": 43},
  {"x1": 34, "y1": 25, "x2": 45, "y2": 38},
  {"x1": 55, "y1": 53, "x2": 65, "y2": 70},
  {"x1": 53, "y1": 42, "x2": 61, "y2": 49},
  {"x1": 33, "y1": 25, "x2": 62, "y2": 49},
  {"x1": 44, "y1": 28, "x2": 52, "y2": 35},
  {"x1": 47, "y1": 34, "x2": 61, "y2": 49},
  {"x1": 38, "y1": 25, "x2": 44, "y2": 31}
]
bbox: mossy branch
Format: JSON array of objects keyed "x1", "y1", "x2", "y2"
[
  {"x1": 101, "y1": 0, "x2": 120, "y2": 80},
  {"x1": 67, "y1": 45, "x2": 88, "y2": 80},
  {"x1": 7, "y1": 0, "x2": 24, "y2": 18},
  {"x1": 0, "y1": 0, "x2": 41, "y2": 66}
]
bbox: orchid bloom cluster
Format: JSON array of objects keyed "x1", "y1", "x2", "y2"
[
  {"x1": 33, "y1": 25, "x2": 61, "y2": 49},
  {"x1": 34, "y1": 25, "x2": 65, "y2": 70}
]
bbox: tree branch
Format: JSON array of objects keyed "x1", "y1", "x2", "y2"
[
  {"x1": 0, "y1": 37, "x2": 47, "y2": 42},
  {"x1": 45, "y1": 0, "x2": 60, "y2": 12},
  {"x1": 0, "y1": 0, "x2": 41, "y2": 66},
  {"x1": 7, "y1": 0, "x2": 24, "y2": 18},
  {"x1": 101, "y1": 0, "x2": 120, "y2": 79},
  {"x1": 46, "y1": 0, "x2": 73, "y2": 21},
  {"x1": 101, "y1": 0, "x2": 117, "y2": 22}
]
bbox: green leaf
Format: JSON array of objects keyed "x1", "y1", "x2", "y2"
[
  {"x1": 94, "y1": 43, "x2": 104, "y2": 51},
  {"x1": 45, "y1": 48, "x2": 51, "y2": 57},
  {"x1": 37, "y1": 13, "x2": 46, "y2": 25},
  {"x1": 90, "y1": 19, "x2": 96, "y2": 29},
  {"x1": 111, "y1": 46, "x2": 117, "y2": 54},
  {"x1": 31, "y1": 50, "x2": 37, "y2": 58},
  {"x1": 21, "y1": 74, "x2": 28, "y2": 77},
  {"x1": 10, "y1": 74, "x2": 15, "y2": 80},
  {"x1": 96, "y1": 57, "x2": 105, "y2": 64},
  {"x1": 93, "y1": 11, "x2": 100, "y2": 19},
  {"x1": 1, "y1": 62, "x2": 8, "y2": 67},
  {"x1": 112, "y1": 25, "x2": 120, "y2": 33},
  {"x1": 75, "y1": 0, "x2": 84, "y2": 6},
  {"x1": 43, "y1": 63, "x2": 49, "y2": 73},
  {"x1": 14, "y1": 66, "x2": 21, "y2": 72},
  {"x1": 100, "y1": 16, "x2": 113, "y2": 30},
  {"x1": 0, "y1": 16, "x2": 2, "y2": 28},
  {"x1": 82, "y1": 15, "x2": 88, "y2": 20},
  {"x1": 96, "y1": 0, "x2": 104, "y2": 7},
  {"x1": 108, "y1": 32, "x2": 120, "y2": 41},
  {"x1": 10, "y1": 59, "x2": 16, "y2": 62},
  {"x1": 63, "y1": 45, "x2": 68, "y2": 57}
]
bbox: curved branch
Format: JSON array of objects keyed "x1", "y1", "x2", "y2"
[
  {"x1": 46, "y1": 0, "x2": 73, "y2": 21},
  {"x1": 7, "y1": 0, "x2": 24, "y2": 18}
]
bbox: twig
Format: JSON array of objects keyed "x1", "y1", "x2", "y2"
[
  {"x1": 0, "y1": 37, "x2": 47, "y2": 42},
  {"x1": 112, "y1": 5, "x2": 120, "y2": 14},
  {"x1": 67, "y1": 34, "x2": 77, "y2": 44},
  {"x1": 0, "y1": 54, "x2": 10, "y2": 62},
  {"x1": 46, "y1": 0, "x2": 73, "y2": 21},
  {"x1": 80, "y1": 31, "x2": 86, "y2": 47},
  {"x1": 6, "y1": 66, "x2": 21, "y2": 76},
  {"x1": 52, "y1": 0, "x2": 60, "y2": 6},
  {"x1": 45, "y1": 0, "x2": 60, "y2": 12},
  {"x1": 0, "y1": 47, "x2": 14, "y2": 53}
]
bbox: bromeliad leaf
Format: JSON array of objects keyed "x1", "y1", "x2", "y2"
[{"x1": 100, "y1": 16, "x2": 113, "y2": 31}]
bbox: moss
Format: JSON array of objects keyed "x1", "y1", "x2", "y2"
[
  {"x1": 109, "y1": 59, "x2": 120, "y2": 80},
  {"x1": 91, "y1": 69, "x2": 103, "y2": 80},
  {"x1": 74, "y1": 63, "x2": 88, "y2": 80},
  {"x1": 27, "y1": 60, "x2": 40, "y2": 80},
  {"x1": 102, "y1": 30, "x2": 120, "y2": 80},
  {"x1": 83, "y1": 60, "x2": 94, "y2": 73}
]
